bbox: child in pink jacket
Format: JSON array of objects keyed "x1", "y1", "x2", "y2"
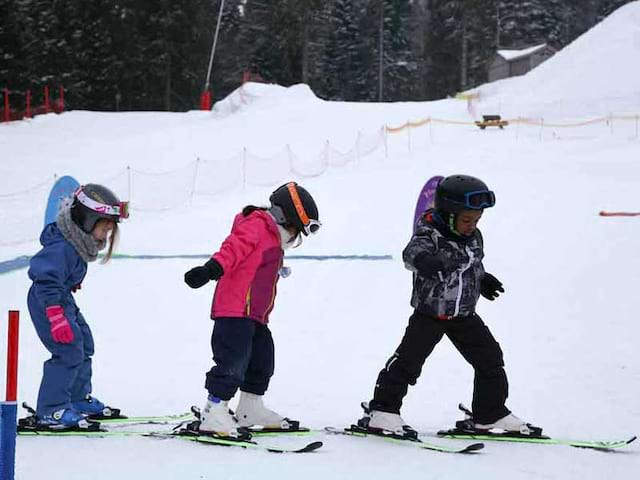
[{"x1": 184, "y1": 182, "x2": 320, "y2": 439}]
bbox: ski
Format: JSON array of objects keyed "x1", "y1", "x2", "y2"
[
  {"x1": 437, "y1": 404, "x2": 637, "y2": 451},
  {"x1": 437, "y1": 429, "x2": 637, "y2": 451},
  {"x1": 249, "y1": 428, "x2": 313, "y2": 437},
  {"x1": 100, "y1": 412, "x2": 193, "y2": 425},
  {"x1": 18, "y1": 427, "x2": 322, "y2": 453},
  {"x1": 157, "y1": 432, "x2": 323, "y2": 453},
  {"x1": 19, "y1": 430, "x2": 136, "y2": 437},
  {"x1": 325, "y1": 426, "x2": 483, "y2": 454},
  {"x1": 20, "y1": 401, "x2": 192, "y2": 426},
  {"x1": 189, "y1": 405, "x2": 312, "y2": 437}
]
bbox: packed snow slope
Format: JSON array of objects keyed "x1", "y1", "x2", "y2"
[
  {"x1": 1, "y1": 3, "x2": 639, "y2": 479},
  {"x1": 473, "y1": 1, "x2": 640, "y2": 118}
]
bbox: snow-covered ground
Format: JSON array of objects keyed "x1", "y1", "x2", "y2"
[{"x1": 1, "y1": 2, "x2": 639, "y2": 479}]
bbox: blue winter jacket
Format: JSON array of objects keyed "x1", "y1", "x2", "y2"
[{"x1": 28, "y1": 223, "x2": 87, "y2": 310}]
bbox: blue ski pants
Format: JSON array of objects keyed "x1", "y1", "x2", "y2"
[{"x1": 28, "y1": 288, "x2": 94, "y2": 417}]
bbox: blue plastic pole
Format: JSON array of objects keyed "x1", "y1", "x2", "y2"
[
  {"x1": 1, "y1": 311, "x2": 19, "y2": 480},
  {"x1": 0, "y1": 401, "x2": 18, "y2": 480}
]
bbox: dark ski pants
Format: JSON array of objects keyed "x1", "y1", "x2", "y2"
[
  {"x1": 205, "y1": 317, "x2": 275, "y2": 401},
  {"x1": 369, "y1": 310, "x2": 510, "y2": 424},
  {"x1": 28, "y1": 289, "x2": 94, "y2": 417}
]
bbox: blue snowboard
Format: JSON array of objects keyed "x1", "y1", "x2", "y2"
[
  {"x1": 44, "y1": 176, "x2": 80, "y2": 226},
  {"x1": 413, "y1": 175, "x2": 444, "y2": 232}
]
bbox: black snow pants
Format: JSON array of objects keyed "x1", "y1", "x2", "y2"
[{"x1": 369, "y1": 310, "x2": 510, "y2": 424}]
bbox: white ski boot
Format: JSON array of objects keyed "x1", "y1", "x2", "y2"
[
  {"x1": 235, "y1": 391, "x2": 289, "y2": 429},
  {"x1": 366, "y1": 410, "x2": 417, "y2": 439},
  {"x1": 199, "y1": 396, "x2": 246, "y2": 438},
  {"x1": 475, "y1": 413, "x2": 531, "y2": 434}
]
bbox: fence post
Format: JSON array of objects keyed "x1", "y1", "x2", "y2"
[
  {"x1": 1, "y1": 310, "x2": 20, "y2": 480},
  {"x1": 516, "y1": 116, "x2": 520, "y2": 140},
  {"x1": 26, "y1": 89, "x2": 31, "y2": 118},
  {"x1": 44, "y1": 86, "x2": 50, "y2": 113},
  {"x1": 383, "y1": 126, "x2": 389, "y2": 158},
  {"x1": 407, "y1": 121, "x2": 412, "y2": 152},
  {"x1": 190, "y1": 158, "x2": 200, "y2": 206},
  {"x1": 3, "y1": 89, "x2": 8, "y2": 122},
  {"x1": 286, "y1": 144, "x2": 294, "y2": 173},
  {"x1": 59, "y1": 85, "x2": 65, "y2": 113},
  {"x1": 609, "y1": 113, "x2": 614, "y2": 136},
  {"x1": 242, "y1": 148, "x2": 247, "y2": 189},
  {"x1": 324, "y1": 140, "x2": 329, "y2": 168},
  {"x1": 127, "y1": 166, "x2": 132, "y2": 202}
]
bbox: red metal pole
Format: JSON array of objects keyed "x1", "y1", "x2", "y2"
[
  {"x1": 200, "y1": 90, "x2": 211, "y2": 110},
  {"x1": 26, "y1": 89, "x2": 31, "y2": 118},
  {"x1": 59, "y1": 85, "x2": 65, "y2": 112},
  {"x1": 3, "y1": 89, "x2": 8, "y2": 122},
  {"x1": 6, "y1": 311, "x2": 19, "y2": 402},
  {"x1": 44, "y1": 85, "x2": 50, "y2": 113}
]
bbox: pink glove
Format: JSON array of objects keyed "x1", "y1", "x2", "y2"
[{"x1": 46, "y1": 305, "x2": 74, "y2": 344}]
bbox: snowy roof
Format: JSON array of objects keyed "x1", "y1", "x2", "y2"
[{"x1": 497, "y1": 43, "x2": 548, "y2": 61}]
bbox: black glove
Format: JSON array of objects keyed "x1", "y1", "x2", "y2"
[
  {"x1": 184, "y1": 258, "x2": 224, "y2": 289},
  {"x1": 480, "y1": 272, "x2": 504, "y2": 301},
  {"x1": 413, "y1": 252, "x2": 458, "y2": 278}
]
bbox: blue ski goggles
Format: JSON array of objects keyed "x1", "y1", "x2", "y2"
[{"x1": 461, "y1": 190, "x2": 496, "y2": 210}]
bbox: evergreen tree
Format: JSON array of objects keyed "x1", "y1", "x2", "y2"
[
  {"x1": 313, "y1": 0, "x2": 368, "y2": 100},
  {"x1": 240, "y1": 0, "x2": 302, "y2": 86},
  {"x1": 0, "y1": 0, "x2": 28, "y2": 108},
  {"x1": 1, "y1": 0, "x2": 636, "y2": 110},
  {"x1": 207, "y1": 0, "x2": 248, "y2": 101},
  {"x1": 379, "y1": 0, "x2": 419, "y2": 101},
  {"x1": 597, "y1": 0, "x2": 635, "y2": 20}
]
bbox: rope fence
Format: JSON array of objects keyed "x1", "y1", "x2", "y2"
[
  {"x1": 2, "y1": 110, "x2": 638, "y2": 247},
  {"x1": 384, "y1": 114, "x2": 640, "y2": 131}
]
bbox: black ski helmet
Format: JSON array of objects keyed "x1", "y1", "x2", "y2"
[
  {"x1": 434, "y1": 175, "x2": 495, "y2": 215},
  {"x1": 269, "y1": 182, "x2": 320, "y2": 236},
  {"x1": 71, "y1": 184, "x2": 128, "y2": 234}
]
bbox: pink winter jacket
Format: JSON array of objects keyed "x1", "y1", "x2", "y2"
[{"x1": 210, "y1": 210, "x2": 283, "y2": 324}]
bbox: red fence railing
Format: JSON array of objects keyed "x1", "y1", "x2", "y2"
[{"x1": 1, "y1": 85, "x2": 65, "y2": 122}]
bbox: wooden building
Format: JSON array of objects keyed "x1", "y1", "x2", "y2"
[{"x1": 488, "y1": 44, "x2": 555, "y2": 82}]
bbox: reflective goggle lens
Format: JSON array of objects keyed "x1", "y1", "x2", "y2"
[
  {"x1": 465, "y1": 190, "x2": 495, "y2": 209},
  {"x1": 118, "y1": 201, "x2": 130, "y2": 219},
  {"x1": 304, "y1": 219, "x2": 321, "y2": 235}
]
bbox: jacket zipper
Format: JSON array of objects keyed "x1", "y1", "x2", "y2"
[
  {"x1": 245, "y1": 286, "x2": 252, "y2": 316},
  {"x1": 265, "y1": 258, "x2": 282, "y2": 317},
  {"x1": 453, "y1": 246, "x2": 474, "y2": 316}
]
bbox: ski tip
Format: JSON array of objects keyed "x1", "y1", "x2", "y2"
[
  {"x1": 264, "y1": 440, "x2": 323, "y2": 454},
  {"x1": 301, "y1": 441, "x2": 323, "y2": 452},
  {"x1": 463, "y1": 442, "x2": 485, "y2": 453},
  {"x1": 627, "y1": 436, "x2": 637, "y2": 445}
]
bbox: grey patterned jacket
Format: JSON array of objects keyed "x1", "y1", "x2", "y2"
[{"x1": 403, "y1": 212, "x2": 485, "y2": 318}]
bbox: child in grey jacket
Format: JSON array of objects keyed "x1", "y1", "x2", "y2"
[{"x1": 360, "y1": 174, "x2": 535, "y2": 438}]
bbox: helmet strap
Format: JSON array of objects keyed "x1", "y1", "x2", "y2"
[
  {"x1": 448, "y1": 213, "x2": 462, "y2": 236},
  {"x1": 290, "y1": 232, "x2": 303, "y2": 249},
  {"x1": 286, "y1": 182, "x2": 310, "y2": 228}
]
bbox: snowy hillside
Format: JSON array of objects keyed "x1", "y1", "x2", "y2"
[
  {"x1": 1, "y1": 3, "x2": 639, "y2": 479},
  {"x1": 473, "y1": 1, "x2": 640, "y2": 118}
]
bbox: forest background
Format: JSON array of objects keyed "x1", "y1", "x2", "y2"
[{"x1": 0, "y1": 0, "x2": 633, "y2": 111}]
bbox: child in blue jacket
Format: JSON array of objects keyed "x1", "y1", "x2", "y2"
[{"x1": 27, "y1": 184, "x2": 128, "y2": 430}]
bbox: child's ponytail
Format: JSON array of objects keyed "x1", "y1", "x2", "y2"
[
  {"x1": 100, "y1": 223, "x2": 119, "y2": 264},
  {"x1": 242, "y1": 205, "x2": 268, "y2": 217}
]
